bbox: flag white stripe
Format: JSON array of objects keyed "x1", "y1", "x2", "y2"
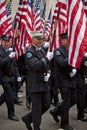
[{"x1": 72, "y1": 14, "x2": 86, "y2": 67}]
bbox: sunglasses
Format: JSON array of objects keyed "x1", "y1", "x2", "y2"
[{"x1": 36, "y1": 37, "x2": 43, "y2": 40}]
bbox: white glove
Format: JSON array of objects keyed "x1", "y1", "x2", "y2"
[
  {"x1": 46, "y1": 51, "x2": 54, "y2": 61},
  {"x1": 8, "y1": 47, "x2": 13, "y2": 52},
  {"x1": 84, "y1": 61, "x2": 87, "y2": 67},
  {"x1": 26, "y1": 43, "x2": 29, "y2": 48},
  {"x1": 70, "y1": 68, "x2": 77, "y2": 78},
  {"x1": 17, "y1": 77, "x2": 22, "y2": 82},
  {"x1": 43, "y1": 42, "x2": 50, "y2": 48},
  {"x1": 44, "y1": 73, "x2": 50, "y2": 82},
  {"x1": 84, "y1": 52, "x2": 87, "y2": 57},
  {"x1": 9, "y1": 52, "x2": 16, "y2": 58}
]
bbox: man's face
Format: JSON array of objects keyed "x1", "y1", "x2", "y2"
[
  {"x1": 1, "y1": 40, "x2": 10, "y2": 49},
  {"x1": 32, "y1": 37, "x2": 44, "y2": 47},
  {"x1": 61, "y1": 38, "x2": 68, "y2": 47}
]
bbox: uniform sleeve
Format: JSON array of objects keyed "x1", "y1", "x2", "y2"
[
  {"x1": 25, "y1": 51, "x2": 49, "y2": 71},
  {"x1": 14, "y1": 60, "x2": 20, "y2": 77},
  {"x1": 0, "y1": 52, "x2": 11, "y2": 67},
  {"x1": 54, "y1": 50, "x2": 68, "y2": 68}
]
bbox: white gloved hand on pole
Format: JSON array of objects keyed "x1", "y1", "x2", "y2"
[
  {"x1": 9, "y1": 52, "x2": 16, "y2": 58},
  {"x1": 70, "y1": 68, "x2": 77, "y2": 78},
  {"x1": 8, "y1": 47, "x2": 13, "y2": 52},
  {"x1": 44, "y1": 73, "x2": 50, "y2": 82},
  {"x1": 46, "y1": 51, "x2": 54, "y2": 61},
  {"x1": 17, "y1": 77, "x2": 22, "y2": 82}
]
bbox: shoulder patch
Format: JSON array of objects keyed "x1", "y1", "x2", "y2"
[
  {"x1": 26, "y1": 52, "x2": 32, "y2": 58},
  {"x1": 55, "y1": 50, "x2": 61, "y2": 56}
]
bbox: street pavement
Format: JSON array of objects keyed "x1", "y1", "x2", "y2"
[{"x1": 0, "y1": 84, "x2": 87, "y2": 130}]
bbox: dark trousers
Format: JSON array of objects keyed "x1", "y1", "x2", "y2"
[
  {"x1": 23, "y1": 91, "x2": 50, "y2": 130},
  {"x1": 76, "y1": 82, "x2": 86, "y2": 117},
  {"x1": 25, "y1": 76, "x2": 31, "y2": 104},
  {"x1": 50, "y1": 77, "x2": 58, "y2": 105},
  {"x1": 54, "y1": 87, "x2": 77, "y2": 127},
  {"x1": 84, "y1": 84, "x2": 87, "y2": 108},
  {"x1": 0, "y1": 82, "x2": 15, "y2": 116}
]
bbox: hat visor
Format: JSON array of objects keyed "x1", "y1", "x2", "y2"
[
  {"x1": 34, "y1": 36, "x2": 45, "y2": 40},
  {"x1": 0, "y1": 35, "x2": 11, "y2": 41},
  {"x1": 2, "y1": 38, "x2": 10, "y2": 41}
]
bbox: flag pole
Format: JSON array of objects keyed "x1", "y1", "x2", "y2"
[
  {"x1": 44, "y1": 7, "x2": 60, "y2": 74},
  {"x1": 49, "y1": 7, "x2": 60, "y2": 52}
]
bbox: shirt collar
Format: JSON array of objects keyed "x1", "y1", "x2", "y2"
[{"x1": 32, "y1": 44, "x2": 41, "y2": 51}]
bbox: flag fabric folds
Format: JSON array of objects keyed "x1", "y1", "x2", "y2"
[
  {"x1": 44, "y1": 8, "x2": 52, "y2": 40},
  {"x1": 50, "y1": 0, "x2": 67, "y2": 50},
  {"x1": 15, "y1": 0, "x2": 34, "y2": 58},
  {"x1": 0, "y1": 0, "x2": 7, "y2": 36},
  {"x1": 50, "y1": 0, "x2": 87, "y2": 69},
  {"x1": 15, "y1": 0, "x2": 23, "y2": 27},
  {"x1": 40, "y1": 2, "x2": 46, "y2": 33},
  {"x1": 84, "y1": 0, "x2": 87, "y2": 18},
  {"x1": 67, "y1": 0, "x2": 87, "y2": 68},
  {"x1": 1, "y1": 0, "x2": 87, "y2": 68},
  {"x1": 34, "y1": 0, "x2": 41, "y2": 31},
  {"x1": 0, "y1": 0, "x2": 13, "y2": 36},
  {"x1": 4, "y1": 0, "x2": 13, "y2": 37}
]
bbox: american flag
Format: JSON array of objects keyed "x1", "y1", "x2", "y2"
[
  {"x1": 0, "y1": 0, "x2": 8, "y2": 36},
  {"x1": 67, "y1": 0, "x2": 87, "y2": 68},
  {"x1": 84, "y1": 0, "x2": 87, "y2": 18},
  {"x1": 15, "y1": 0, "x2": 34, "y2": 58},
  {"x1": 4, "y1": 0, "x2": 13, "y2": 37},
  {"x1": 15, "y1": 0, "x2": 23, "y2": 27},
  {"x1": 40, "y1": 17, "x2": 45, "y2": 33},
  {"x1": 49, "y1": 0, "x2": 67, "y2": 50},
  {"x1": 52, "y1": 21, "x2": 67, "y2": 50},
  {"x1": 44, "y1": 8, "x2": 52, "y2": 39},
  {"x1": 26, "y1": 0, "x2": 34, "y2": 38},
  {"x1": 15, "y1": 0, "x2": 27, "y2": 58},
  {"x1": 0, "y1": 0, "x2": 13, "y2": 35},
  {"x1": 52, "y1": 1, "x2": 67, "y2": 25},
  {"x1": 40, "y1": 2, "x2": 46, "y2": 33},
  {"x1": 34, "y1": 0, "x2": 41, "y2": 31},
  {"x1": 51, "y1": 0, "x2": 87, "y2": 68}
]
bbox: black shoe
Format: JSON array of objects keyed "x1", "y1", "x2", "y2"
[
  {"x1": 14, "y1": 98, "x2": 23, "y2": 105},
  {"x1": 49, "y1": 109, "x2": 59, "y2": 123},
  {"x1": 8, "y1": 115, "x2": 19, "y2": 121},
  {"x1": 77, "y1": 115, "x2": 87, "y2": 122},
  {"x1": 22, "y1": 116, "x2": 32, "y2": 130},
  {"x1": 60, "y1": 125, "x2": 75, "y2": 130}
]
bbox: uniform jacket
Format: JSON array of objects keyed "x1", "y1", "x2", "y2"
[
  {"x1": 76, "y1": 56, "x2": 87, "y2": 86},
  {"x1": 25, "y1": 45, "x2": 50, "y2": 93},
  {"x1": 0, "y1": 46, "x2": 20, "y2": 82},
  {"x1": 54, "y1": 45, "x2": 76, "y2": 88},
  {"x1": 16, "y1": 54, "x2": 27, "y2": 76}
]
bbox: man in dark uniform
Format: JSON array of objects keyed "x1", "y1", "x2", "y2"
[
  {"x1": 76, "y1": 59, "x2": 87, "y2": 121},
  {"x1": 6, "y1": 46, "x2": 23, "y2": 105},
  {"x1": 21, "y1": 31, "x2": 53, "y2": 130},
  {"x1": 50, "y1": 33, "x2": 77, "y2": 130},
  {"x1": 0, "y1": 35, "x2": 19, "y2": 121},
  {"x1": 83, "y1": 53, "x2": 87, "y2": 113},
  {"x1": 42, "y1": 41, "x2": 59, "y2": 106},
  {"x1": 16, "y1": 53, "x2": 31, "y2": 108},
  {"x1": 75, "y1": 53, "x2": 87, "y2": 121}
]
